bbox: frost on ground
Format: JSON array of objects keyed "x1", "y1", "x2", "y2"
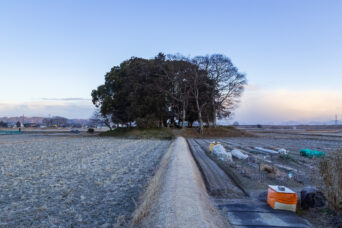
[
  {"x1": 0, "y1": 135, "x2": 170, "y2": 227},
  {"x1": 220, "y1": 136, "x2": 342, "y2": 154}
]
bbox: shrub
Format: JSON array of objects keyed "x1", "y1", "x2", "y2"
[
  {"x1": 319, "y1": 151, "x2": 342, "y2": 212},
  {"x1": 279, "y1": 154, "x2": 297, "y2": 163},
  {"x1": 87, "y1": 128, "x2": 95, "y2": 133},
  {"x1": 135, "y1": 115, "x2": 159, "y2": 129}
]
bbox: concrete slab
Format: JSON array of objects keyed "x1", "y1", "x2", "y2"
[{"x1": 218, "y1": 201, "x2": 312, "y2": 228}]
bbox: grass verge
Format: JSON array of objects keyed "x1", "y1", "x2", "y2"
[
  {"x1": 174, "y1": 126, "x2": 252, "y2": 138},
  {"x1": 100, "y1": 128, "x2": 175, "y2": 140},
  {"x1": 100, "y1": 126, "x2": 251, "y2": 139},
  {"x1": 130, "y1": 140, "x2": 174, "y2": 227}
]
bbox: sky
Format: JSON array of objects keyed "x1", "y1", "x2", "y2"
[{"x1": 0, "y1": 0, "x2": 341, "y2": 124}]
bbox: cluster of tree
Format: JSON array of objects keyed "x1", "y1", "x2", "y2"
[
  {"x1": 0, "y1": 121, "x2": 8, "y2": 128},
  {"x1": 42, "y1": 116, "x2": 68, "y2": 127},
  {"x1": 91, "y1": 53, "x2": 246, "y2": 134},
  {"x1": 0, "y1": 121, "x2": 21, "y2": 128}
]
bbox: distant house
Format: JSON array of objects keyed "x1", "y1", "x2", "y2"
[
  {"x1": 7, "y1": 123, "x2": 15, "y2": 128},
  {"x1": 23, "y1": 123, "x2": 40, "y2": 128},
  {"x1": 42, "y1": 117, "x2": 68, "y2": 127}
]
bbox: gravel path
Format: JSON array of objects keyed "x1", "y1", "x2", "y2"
[
  {"x1": 0, "y1": 135, "x2": 170, "y2": 227},
  {"x1": 140, "y1": 137, "x2": 226, "y2": 228}
]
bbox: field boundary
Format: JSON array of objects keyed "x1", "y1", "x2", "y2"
[
  {"x1": 131, "y1": 137, "x2": 227, "y2": 227},
  {"x1": 130, "y1": 139, "x2": 174, "y2": 227}
]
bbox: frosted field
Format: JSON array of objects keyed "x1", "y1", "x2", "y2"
[
  {"x1": 0, "y1": 135, "x2": 170, "y2": 227},
  {"x1": 219, "y1": 135, "x2": 342, "y2": 154}
]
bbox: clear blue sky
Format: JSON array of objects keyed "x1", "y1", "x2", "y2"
[{"x1": 1, "y1": 0, "x2": 341, "y2": 123}]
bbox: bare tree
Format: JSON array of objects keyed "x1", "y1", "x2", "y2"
[
  {"x1": 90, "y1": 109, "x2": 113, "y2": 130},
  {"x1": 157, "y1": 56, "x2": 192, "y2": 129},
  {"x1": 187, "y1": 61, "x2": 212, "y2": 134},
  {"x1": 195, "y1": 54, "x2": 247, "y2": 128}
]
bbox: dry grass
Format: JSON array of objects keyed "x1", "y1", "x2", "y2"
[
  {"x1": 319, "y1": 150, "x2": 342, "y2": 212},
  {"x1": 114, "y1": 215, "x2": 126, "y2": 228},
  {"x1": 99, "y1": 126, "x2": 251, "y2": 139},
  {"x1": 130, "y1": 140, "x2": 174, "y2": 227},
  {"x1": 174, "y1": 126, "x2": 252, "y2": 138},
  {"x1": 100, "y1": 128, "x2": 175, "y2": 140}
]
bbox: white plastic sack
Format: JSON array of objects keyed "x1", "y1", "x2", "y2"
[
  {"x1": 278, "y1": 148, "x2": 287, "y2": 155},
  {"x1": 212, "y1": 144, "x2": 233, "y2": 163},
  {"x1": 231, "y1": 149, "x2": 248, "y2": 159},
  {"x1": 254, "y1": 147, "x2": 278, "y2": 154}
]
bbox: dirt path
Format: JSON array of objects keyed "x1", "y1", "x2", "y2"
[{"x1": 137, "y1": 137, "x2": 226, "y2": 228}]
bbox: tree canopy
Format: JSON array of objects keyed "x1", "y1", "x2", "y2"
[{"x1": 91, "y1": 53, "x2": 246, "y2": 133}]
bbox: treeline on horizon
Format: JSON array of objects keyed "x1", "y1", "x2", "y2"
[
  {"x1": 91, "y1": 53, "x2": 247, "y2": 134},
  {"x1": 0, "y1": 116, "x2": 90, "y2": 128}
]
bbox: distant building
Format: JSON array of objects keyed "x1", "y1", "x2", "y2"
[
  {"x1": 24, "y1": 123, "x2": 39, "y2": 128},
  {"x1": 42, "y1": 117, "x2": 68, "y2": 127},
  {"x1": 7, "y1": 123, "x2": 15, "y2": 128},
  {"x1": 0, "y1": 121, "x2": 8, "y2": 128}
]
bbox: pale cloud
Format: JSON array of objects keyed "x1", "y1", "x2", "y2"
[
  {"x1": 233, "y1": 88, "x2": 342, "y2": 124},
  {"x1": 244, "y1": 84, "x2": 261, "y2": 92},
  {"x1": 40, "y1": 98, "x2": 91, "y2": 101},
  {"x1": 0, "y1": 100, "x2": 94, "y2": 119},
  {"x1": 1, "y1": 89, "x2": 342, "y2": 123}
]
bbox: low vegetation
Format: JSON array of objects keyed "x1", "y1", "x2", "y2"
[
  {"x1": 99, "y1": 126, "x2": 249, "y2": 139},
  {"x1": 100, "y1": 128, "x2": 175, "y2": 139},
  {"x1": 175, "y1": 126, "x2": 251, "y2": 138}
]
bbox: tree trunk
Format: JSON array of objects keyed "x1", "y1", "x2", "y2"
[
  {"x1": 195, "y1": 93, "x2": 204, "y2": 134},
  {"x1": 198, "y1": 111, "x2": 204, "y2": 134},
  {"x1": 182, "y1": 102, "x2": 186, "y2": 129},
  {"x1": 105, "y1": 119, "x2": 112, "y2": 131},
  {"x1": 212, "y1": 98, "x2": 217, "y2": 128}
]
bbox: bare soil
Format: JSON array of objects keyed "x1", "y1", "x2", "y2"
[
  {"x1": 0, "y1": 134, "x2": 171, "y2": 227},
  {"x1": 193, "y1": 129, "x2": 342, "y2": 227}
]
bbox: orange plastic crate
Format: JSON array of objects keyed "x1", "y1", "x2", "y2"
[{"x1": 267, "y1": 185, "x2": 297, "y2": 212}]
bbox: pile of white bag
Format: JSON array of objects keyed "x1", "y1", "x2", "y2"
[
  {"x1": 278, "y1": 148, "x2": 288, "y2": 155},
  {"x1": 211, "y1": 144, "x2": 249, "y2": 162},
  {"x1": 212, "y1": 144, "x2": 233, "y2": 163},
  {"x1": 231, "y1": 149, "x2": 248, "y2": 159}
]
